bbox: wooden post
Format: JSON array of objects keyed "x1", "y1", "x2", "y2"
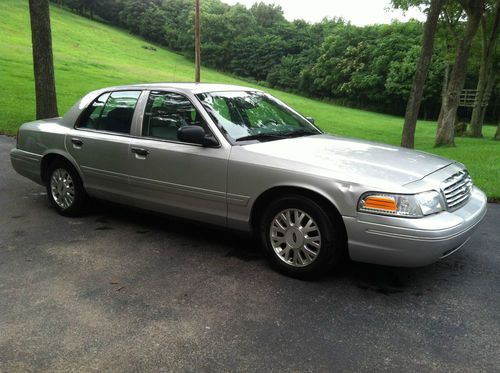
[{"x1": 195, "y1": 0, "x2": 201, "y2": 83}]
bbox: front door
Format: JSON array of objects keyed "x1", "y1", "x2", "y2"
[{"x1": 126, "y1": 90, "x2": 230, "y2": 226}]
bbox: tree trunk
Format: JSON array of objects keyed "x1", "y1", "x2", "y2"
[
  {"x1": 435, "y1": 0, "x2": 484, "y2": 147},
  {"x1": 401, "y1": 0, "x2": 444, "y2": 148},
  {"x1": 490, "y1": 80, "x2": 500, "y2": 120},
  {"x1": 469, "y1": 0, "x2": 500, "y2": 137},
  {"x1": 437, "y1": 62, "x2": 450, "y2": 124},
  {"x1": 438, "y1": 5, "x2": 461, "y2": 127},
  {"x1": 495, "y1": 123, "x2": 500, "y2": 140},
  {"x1": 479, "y1": 67, "x2": 497, "y2": 124},
  {"x1": 29, "y1": 0, "x2": 58, "y2": 119}
]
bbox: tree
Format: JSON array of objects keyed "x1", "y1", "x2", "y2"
[
  {"x1": 250, "y1": 2, "x2": 285, "y2": 29},
  {"x1": 312, "y1": 22, "x2": 424, "y2": 112},
  {"x1": 163, "y1": 0, "x2": 193, "y2": 51},
  {"x1": 435, "y1": 0, "x2": 485, "y2": 147},
  {"x1": 29, "y1": 0, "x2": 58, "y2": 119},
  {"x1": 398, "y1": 0, "x2": 444, "y2": 148},
  {"x1": 435, "y1": 2, "x2": 465, "y2": 124},
  {"x1": 58, "y1": 0, "x2": 493, "y2": 122},
  {"x1": 469, "y1": 0, "x2": 500, "y2": 137},
  {"x1": 229, "y1": 34, "x2": 286, "y2": 80},
  {"x1": 385, "y1": 45, "x2": 444, "y2": 118}
]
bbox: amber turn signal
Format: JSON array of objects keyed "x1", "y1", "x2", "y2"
[{"x1": 363, "y1": 196, "x2": 397, "y2": 211}]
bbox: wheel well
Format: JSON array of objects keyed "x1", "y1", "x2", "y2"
[
  {"x1": 40, "y1": 154, "x2": 75, "y2": 184},
  {"x1": 250, "y1": 186, "x2": 347, "y2": 240}
]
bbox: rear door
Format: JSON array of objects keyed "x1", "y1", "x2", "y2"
[{"x1": 65, "y1": 90, "x2": 143, "y2": 201}]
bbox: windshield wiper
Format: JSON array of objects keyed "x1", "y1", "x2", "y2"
[
  {"x1": 280, "y1": 129, "x2": 320, "y2": 138},
  {"x1": 236, "y1": 129, "x2": 320, "y2": 142},
  {"x1": 235, "y1": 133, "x2": 287, "y2": 142}
]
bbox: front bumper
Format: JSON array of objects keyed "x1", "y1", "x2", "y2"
[{"x1": 343, "y1": 187, "x2": 487, "y2": 267}]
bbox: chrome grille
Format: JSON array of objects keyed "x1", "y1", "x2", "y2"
[{"x1": 441, "y1": 170, "x2": 473, "y2": 210}]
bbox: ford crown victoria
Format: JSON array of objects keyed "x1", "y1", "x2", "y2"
[{"x1": 11, "y1": 83, "x2": 487, "y2": 277}]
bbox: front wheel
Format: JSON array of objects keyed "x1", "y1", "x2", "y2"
[
  {"x1": 259, "y1": 195, "x2": 345, "y2": 279},
  {"x1": 46, "y1": 160, "x2": 86, "y2": 216}
]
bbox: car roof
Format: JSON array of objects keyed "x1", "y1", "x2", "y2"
[{"x1": 102, "y1": 83, "x2": 262, "y2": 95}]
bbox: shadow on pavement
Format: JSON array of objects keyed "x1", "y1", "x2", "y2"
[{"x1": 77, "y1": 197, "x2": 459, "y2": 297}]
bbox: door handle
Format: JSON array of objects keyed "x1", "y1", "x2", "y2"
[
  {"x1": 131, "y1": 147, "x2": 150, "y2": 157},
  {"x1": 71, "y1": 138, "x2": 84, "y2": 147}
]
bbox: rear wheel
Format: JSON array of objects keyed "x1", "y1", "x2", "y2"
[
  {"x1": 260, "y1": 195, "x2": 345, "y2": 279},
  {"x1": 46, "y1": 160, "x2": 86, "y2": 216}
]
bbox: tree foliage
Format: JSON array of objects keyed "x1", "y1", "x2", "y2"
[{"x1": 52, "y1": 0, "x2": 497, "y2": 121}]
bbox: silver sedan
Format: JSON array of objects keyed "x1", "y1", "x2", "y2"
[{"x1": 11, "y1": 83, "x2": 487, "y2": 278}]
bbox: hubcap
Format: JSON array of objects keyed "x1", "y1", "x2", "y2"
[
  {"x1": 270, "y1": 208, "x2": 321, "y2": 267},
  {"x1": 50, "y1": 168, "x2": 75, "y2": 210}
]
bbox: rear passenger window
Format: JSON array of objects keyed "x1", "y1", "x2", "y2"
[
  {"x1": 142, "y1": 91, "x2": 209, "y2": 141},
  {"x1": 78, "y1": 91, "x2": 141, "y2": 134}
]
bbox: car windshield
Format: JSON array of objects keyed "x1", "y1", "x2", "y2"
[{"x1": 196, "y1": 91, "x2": 321, "y2": 142}]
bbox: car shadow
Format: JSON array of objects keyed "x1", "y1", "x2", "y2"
[
  {"x1": 84, "y1": 198, "x2": 262, "y2": 258},
  {"x1": 79, "y1": 198, "x2": 463, "y2": 296}
]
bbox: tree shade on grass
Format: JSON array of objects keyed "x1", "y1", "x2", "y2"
[{"x1": 0, "y1": 0, "x2": 498, "y2": 198}]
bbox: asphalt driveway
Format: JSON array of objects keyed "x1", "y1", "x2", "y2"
[{"x1": 0, "y1": 135, "x2": 499, "y2": 372}]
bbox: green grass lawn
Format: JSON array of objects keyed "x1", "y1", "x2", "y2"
[{"x1": 1, "y1": 0, "x2": 498, "y2": 198}]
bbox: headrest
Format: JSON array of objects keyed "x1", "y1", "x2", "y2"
[{"x1": 108, "y1": 107, "x2": 134, "y2": 122}]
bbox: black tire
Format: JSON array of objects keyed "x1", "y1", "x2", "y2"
[
  {"x1": 259, "y1": 194, "x2": 346, "y2": 279},
  {"x1": 45, "y1": 159, "x2": 86, "y2": 216}
]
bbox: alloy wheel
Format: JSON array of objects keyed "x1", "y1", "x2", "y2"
[
  {"x1": 50, "y1": 168, "x2": 75, "y2": 210},
  {"x1": 269, "y1": 208, "x2": 322, "y2": 267}
]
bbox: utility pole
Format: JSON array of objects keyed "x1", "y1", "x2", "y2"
[{"x1": 194, "y1": 0, "x2": 201, "y2": 83}]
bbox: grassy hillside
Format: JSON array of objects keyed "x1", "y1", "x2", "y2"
[{"x1": 0, "y1": 0, "x2": 498, "y2": 198}]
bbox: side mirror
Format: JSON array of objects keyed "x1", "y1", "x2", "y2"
[
  {"x1": 177, "y1": 126, "x2": 218, "y2": 147},
  {"x1": 306, "y1": 117, "x2": 315, "y2": 124}
]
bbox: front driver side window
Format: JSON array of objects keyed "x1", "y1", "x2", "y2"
[{"x1": 142, "y1": 91, "x2": 209, "y2": 142}]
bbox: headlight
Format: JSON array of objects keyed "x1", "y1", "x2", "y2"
[{"x1": 358, "y1": 190, "x2": 444, "y2": 218}]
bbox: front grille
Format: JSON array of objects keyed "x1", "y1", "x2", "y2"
[{"x1": 441, "y1": 170, "x2": 473, "y2": 210}]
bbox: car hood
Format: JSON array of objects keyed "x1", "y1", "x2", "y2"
[{"x1": 241, "y1": 134, "x2": 454, "y2": 188}]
